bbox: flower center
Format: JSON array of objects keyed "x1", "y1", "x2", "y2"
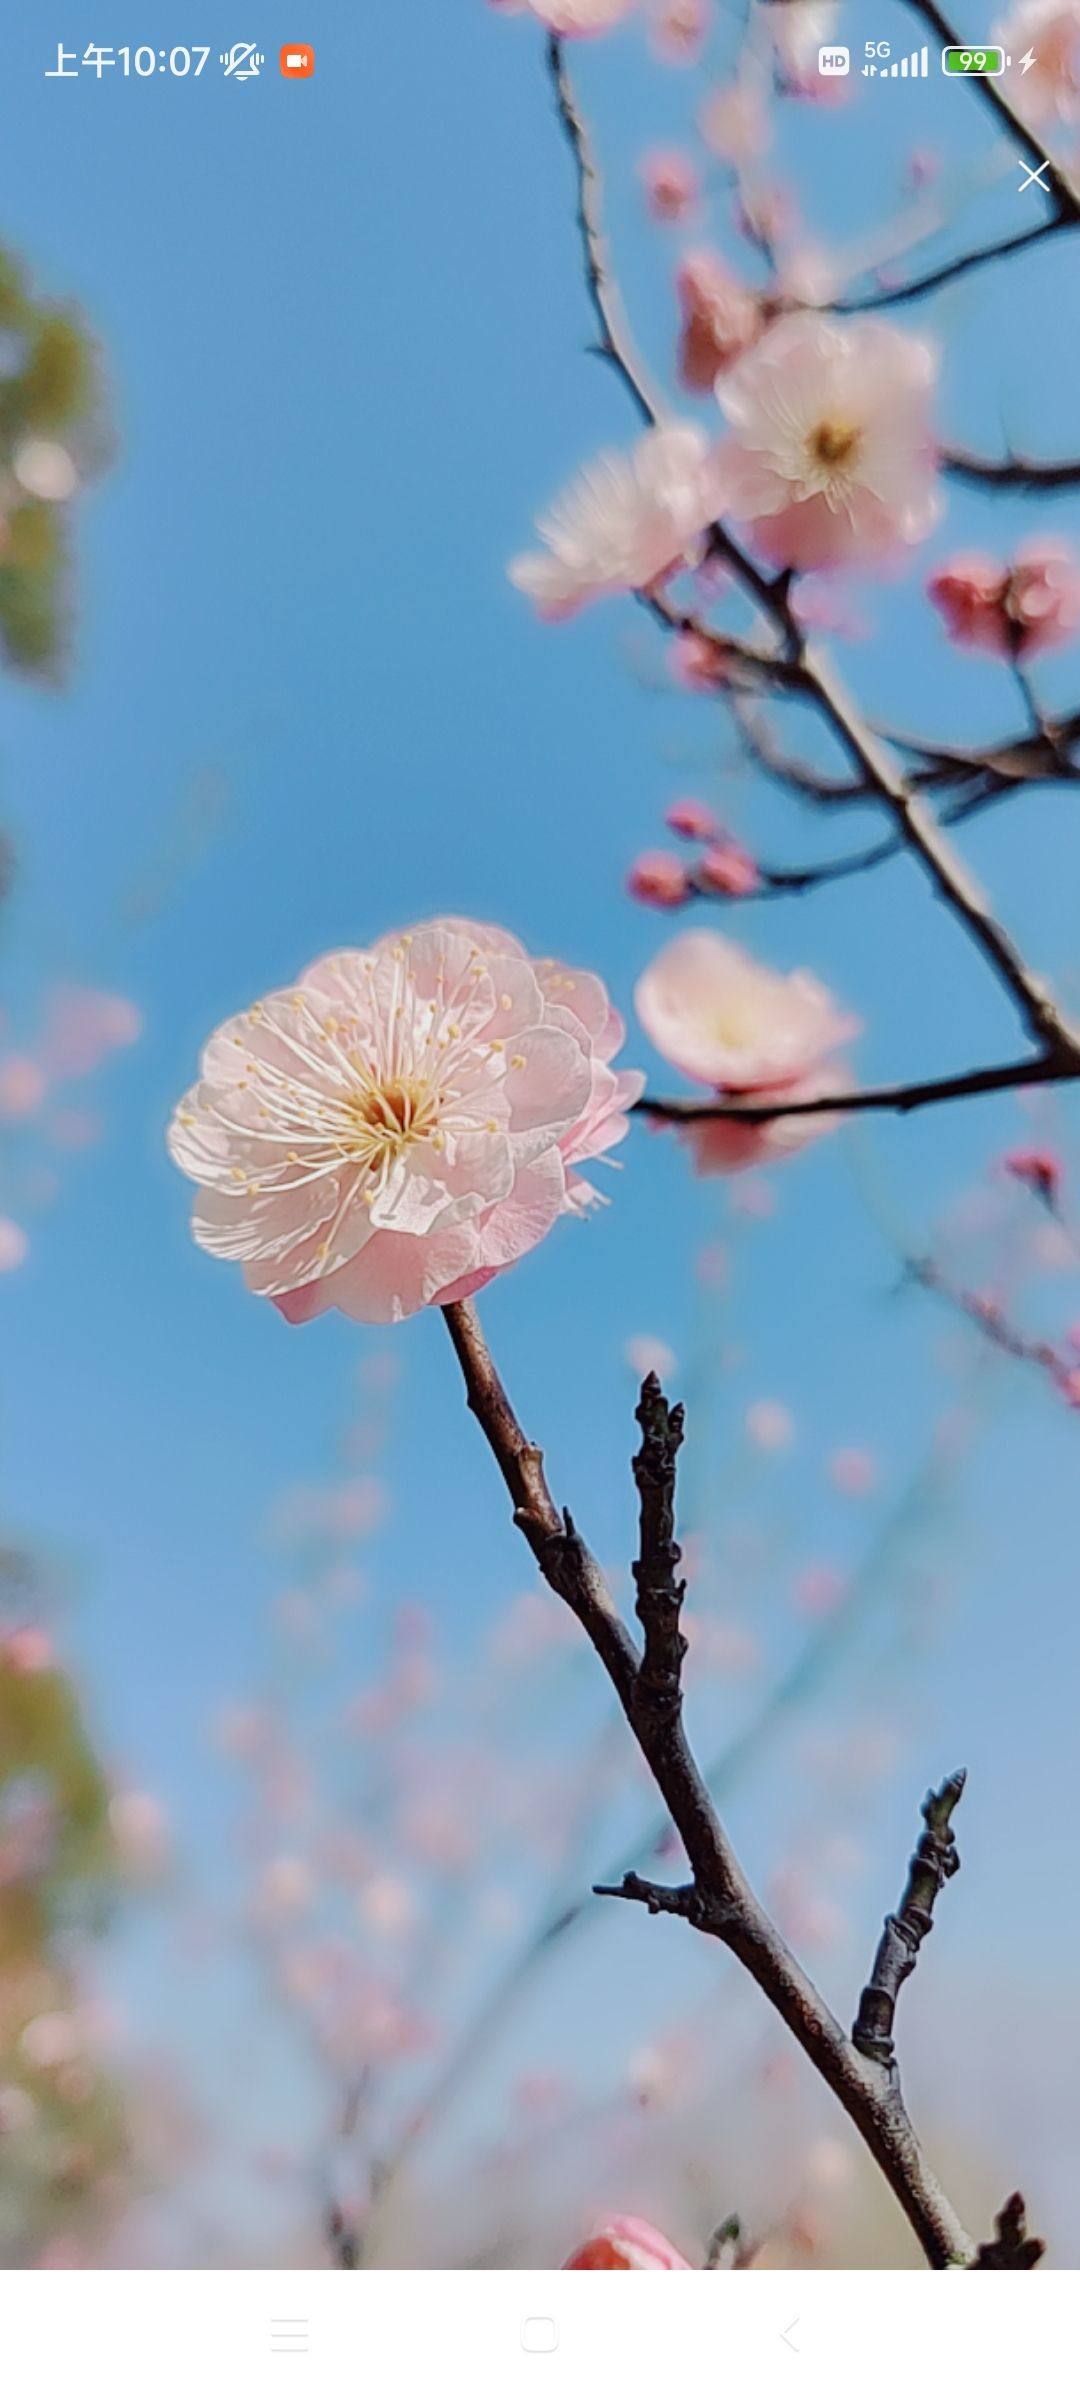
[
  {"x1": 807, "y1": 419, "x2": 861, "y2": 472},
  {"x1": 344, "y1": 1070, "x2": 441, "y2": 1171}
]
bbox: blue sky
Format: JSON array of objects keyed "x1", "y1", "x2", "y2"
[{"x1": 2, "y1": 3, "x2": 1080, "y2": 2258}]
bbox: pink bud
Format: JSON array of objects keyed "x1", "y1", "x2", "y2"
[
  {"x1": 927, "y1": 554, "x2": 1008, "y2": 654},
  {"x1": 665, "y1": 796, "x2": 719, "y2": 842},
  {"x1": 697, "y1": 842, "x2": 761, "y2": 896},
  {"x1": 640, "y1": 147, "x2": 700, "y2": 224},
  {"x1": 627, "y1": 851, "x2": 691, "y2": 908},
  {"x1": 562, "y1": 2215, "x2": 693, "y2": 2269},
  {"x1": 1004, "y1": 1146, "x2": 1062, "y2": 1205}
]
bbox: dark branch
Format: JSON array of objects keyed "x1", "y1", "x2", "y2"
[
  {"x1": 832, "y1": 216, "x2": 1071, "y2": 317},
  {"x1": 944, "y1": 445, "x2": 1080, "y2": 493},
  {"x1": 444, "y1": 1304, "x2": 977, "y2": 2268},
  {"x1": 853, "y1": 1771, "x2": 967, "y2": 2068},
  {"x1": 631, "y1": 1373, "x2": 688, "y2": 1718},
  {"x1": 637, "y1": 1052, "x2": 1080, "y2": 1129}
]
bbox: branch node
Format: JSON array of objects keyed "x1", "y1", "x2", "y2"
[{"x1": 971, "y1": 2192, "x2": 1045, "y2": 2270}]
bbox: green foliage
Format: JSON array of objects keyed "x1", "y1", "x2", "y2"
[
  {"x1": 0, "y1": 244, "x2": 106, "y2": 684},
  {"x1": 0, "y1": 1553, "x2": 130, "y2": 2264}
]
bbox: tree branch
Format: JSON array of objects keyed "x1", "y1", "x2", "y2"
[
  {"x1": 443, "y1": 1302, "x2": 987, "y2": 2268},
  {"x1": 906, "y1": 1256, "x2": 1080, "y2": 1407},
  {"x1": 852, "y1": 1771, "x2": 966, "y2": 2068},
  {"x1": 944, "y1": 445, "x2": 1080, "y2": 492},
  {"x1": 637, "y1": 1051, "x2": 1080, "y2": 1128}
]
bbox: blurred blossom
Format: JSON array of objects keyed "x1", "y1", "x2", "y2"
[
  {"x1": 793, "y1": 1563, "x2": 846, "y2": 1617},
  {"x1": 2, "y1": 1624, "x2": 54, "y2": 1673},
  {"x1": 769, "y1": 1868, "x2": 847, "y2": 1952},
  {"x1": 269, "y1": 1476, "x2": 387, "y2": 1546},
  {"x1": 699, "y1": 78, "x2": 769, "y2": 164},
  {"x1": 512, "y1": 426, "x2": 723, "y2": 619},
  {"x1": 665, "y1": 796, "x2": 719, "y2": 842},
  {"x1": 768, "y1": 0, "x2": 842, "y2": 89},
  {"x1": 359, "y1": 1876, "x2": 416, "y2": 1935},
  {"x1": 214, "y1": 1702, "x2": 275, "y2": 1758},
  {"x1": 563, "y1": 2215, "x2": 692, "y2": 2268},
  {"x1": 0, "y1": 2083, "x2": 37, "y2": 2137},
  {"x1": 928, "y1": 542, "x2": 1080, "y2": 657},
  {"x1": 637, "y1": 932, "x2": 856, "y2": 1090},
  {"x1": 716, "y1": 317, "x2": 941, "y2": 573},
  {"x1": 257, "y1": 1855, "x2": 314, "y2": 1919},
  {"x1": 516, "y1": 2069, "x2": 571, "y2": 2117},
  {"x1": 20, "y1": 2011, "x2": 84, "y2": 2069},
  {"x1": 42, "y1": 985, "x2": 142, "y2": 1077},
  {"x1": 677, "y1": 251, "x2": 765, "y2": 390},
  {"x1": 695, "y1": 1239, "x2": 728, "y2": 1287},
  {"x1": 640, "y1": 147, "x2": 701, "y2": 225},
  {"x1": 490, "y1": 0, "x2": 638, "y2": 30},
  {"x1": 108, "y1": 1790, "x2": 170, "y2": 1877},
  {"x1": 636, "y1": 930, "x2": 856, "y2": 1173},
  {"x1": 688, "y1": 1614, "x2": 761, "y2": 1675},
  {"x1": 746, "y1": 1398, "x2": 794, "y2": 1451},
  {"x1": 169, "y1": 920, "x2": 641, "y2": 1320},
  {"x1": 0, "y1": 1217, "x2": 29, "y2": 1273},
  {"x1": 828, "y1": 1447, "x2": 878, "y2": 1497},
  {"x1": 650, "y1": 0, "x2": 711, "y2": 61},
  {"x1": 13, "y1": 439, "x2": 79, "y2": 502},
  {"x1": 627, "y1": 850, "x2": 692, "y2": 909},
  {"x1": 625, "y1": 1333, "x2": 678, "y2": 1379},
  {"x1": 0, "y1": 1053, "x2": 46, "y2": 1119},
  {"x1": 999, "y1": 0, "x2": 1080, "y2": 118}
]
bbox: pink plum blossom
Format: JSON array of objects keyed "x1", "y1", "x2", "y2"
[
  {"x1": 490, "y1": 0, "x2": 637, "y2": 29},
  {"x1": 714, "y1": 316, "x2": 941, "y2": 573},
  {"x1": 998, "y1": 0, "x2": 1080, "y2": 118},
  {"x1": 168, "y1": 918, "x2": 641, "y2": 1325},
  {"x1": 627, "y1": 851, "x2": 691, "y2": 908},
  {"x1": 650, "y1": 0, "x2": 711, "y2": 62},
  {"x1": 636, "y1": 929, "x2": 855, "y2": 1090},
  {"x1": 636, "y1": 930, "x2": 856, "y2": 1174},
  {"x1": 929, "y1": 541, "x2": 1080, "y2": 657},
  {"x1": 676, "y1": 251, "x2": 764, "y2": 391},
  {"x1": 700, "y1": 79, "x2": 770, "y2": 164},
  {"x1": 563, "y1": 2215, "x2": 693, "y2": 2268},
  {"x1": 1, "y1": 1625, "x2": 54, "y2": 1674},
  {"x1": 640, "y1": 147, "x2": 701, "y2": 223},
  {"x1": 665, "y1": 796, "x2": 719, "y2": 842},
  {"x1": 511, "y1": 425, "x2": 723, "y2": 620}
]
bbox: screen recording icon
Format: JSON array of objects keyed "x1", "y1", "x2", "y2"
[{"x1": 281, "y1": 44, "x2": 315, "y2": 78}]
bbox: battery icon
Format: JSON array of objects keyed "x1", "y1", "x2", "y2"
[
  {"x1": 281, "y1": 44, "x2": 315, "y2": 77},
  {"x1": 941, "y1": 44, "x2": 1008, "y2": 73}
]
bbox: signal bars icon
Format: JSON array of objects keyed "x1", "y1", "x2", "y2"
[{"x1": 863, "y1": 45, "x2": 930, "y2": 76}]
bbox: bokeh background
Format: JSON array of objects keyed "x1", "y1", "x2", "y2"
[{"x1": 2, "y1": 0, "x2": 1079, "y2": 2266}]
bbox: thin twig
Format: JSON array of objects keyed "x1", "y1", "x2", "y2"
[
  {"x1": 906, "y1": 1256, "x2": 1080, "y2": 1406},
  {"x1": 944, "y1": 446, "x2": 1080, "y2": 492},
  {"x1": 852, "y1": 1771, "x2": 967, "y2": 2067}
]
